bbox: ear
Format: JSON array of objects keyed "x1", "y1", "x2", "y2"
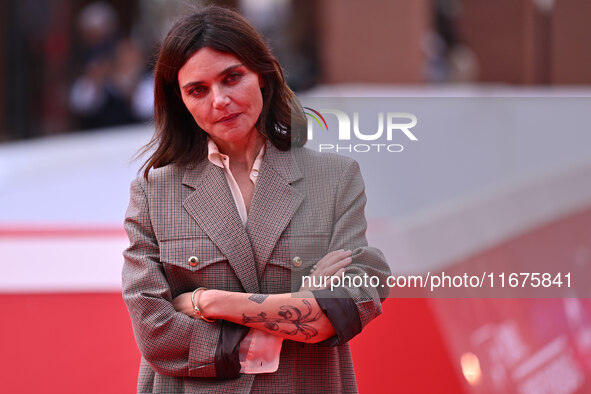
[{"x1": 258, "y1": 75, "x2": 265, "y2": 89}]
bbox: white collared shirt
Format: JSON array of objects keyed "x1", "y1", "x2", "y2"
[
  {"x1": 207, "y1": 139, "x2": 265, "y2": 226},
  {"x1": 207, "y1": 138, "x2": 283, "y2": 374}
]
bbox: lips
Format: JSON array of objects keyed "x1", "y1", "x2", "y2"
[{"x1": 216, "y1": 113, "x2": 241, "y2": 123}]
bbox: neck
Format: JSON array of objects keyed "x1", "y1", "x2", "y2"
[{"x1": 211, "y1": 132, "x2": 266, "y2": 169}]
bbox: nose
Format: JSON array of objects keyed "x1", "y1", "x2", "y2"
[{"x1": 211, "y1": 85, "x2": 230, "y2": 109}]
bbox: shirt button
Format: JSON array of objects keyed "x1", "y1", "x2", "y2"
[
  {"x1": 188, "y1": 256, "x2": 199, "y2": 267},
  {"x1": 251, "y1": 170, "x2": 259, "y2": 177},
  {"x1": 292, "y1": 256, "x2": 303, "y2": 267}
]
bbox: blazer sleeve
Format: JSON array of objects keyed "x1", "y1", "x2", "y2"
[
  {"x1": 122, "y1": 176, "x2": 242, "y2": 378},
  {"x1": 313, "y1": 158, "x2": 391, "y2": 346}
]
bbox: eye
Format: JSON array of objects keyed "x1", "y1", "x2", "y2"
[
  {"x1": 225, "y1": 72, "x2": 243, "y2": 84},
  {"x1": 188, "y1": 85, "x2": 207, "y2": 97}
]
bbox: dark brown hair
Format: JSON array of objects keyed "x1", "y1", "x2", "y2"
[{"x1": 140, "y1": 6, "x2": 307, "y2": 178}]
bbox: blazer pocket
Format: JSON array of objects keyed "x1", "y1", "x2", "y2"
[
  {"x1": 267, "y1": 233, "x2": 330, "y2": 272},
  {"x1": 159, "y1": 236, "x2": 227, "y2": 272}
]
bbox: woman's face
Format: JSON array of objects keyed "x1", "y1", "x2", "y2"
[{"x1": 178, "y1": 47, "x2": 264, "y2": 146}]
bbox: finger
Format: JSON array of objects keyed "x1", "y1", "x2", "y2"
[
  {"x1": 320, "y1": 249, "x2": 349, "y2": 262},
  {"x1": 333, "y1": 268, "x2": 345, "y2": 278},
  {"x1": 315, "y1": 249, "x2": 351, "y2": 271},
  {"x1": 313, "y1": 253, "x2": 349, "y2": 274},
  {"x1": 309, "y1": 249, "x2": 352, "y2": 278},
  {"x1": 172, "y1": 295, "x2": 184, "y2": 311},
  {"x1": 315, "y1": 249, "x2": 345, "y2": 267},
  {"x1": 315, "y1": 252, "x2": 353, "y2": 275},
  {"x1": 319, "y1": 257, "x2": 352, "y2": 277}
]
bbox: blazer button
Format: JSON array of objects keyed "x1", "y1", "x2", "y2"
[
  {"x1": 292, "y1": 256, "x2": 303, "y2": 267},
  {"x1": 188, "y1": 256, "x2": 199, "y2": 267}
]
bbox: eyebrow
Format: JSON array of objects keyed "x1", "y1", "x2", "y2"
[{"x1": 181, "y1": 64, "x2": 243, "y2": 89}]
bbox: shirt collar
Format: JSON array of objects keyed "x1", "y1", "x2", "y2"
[{"x1": 207, "y1": 138, "x2": 266, "y2": 172}]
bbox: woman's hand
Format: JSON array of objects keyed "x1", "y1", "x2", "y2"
[
  {"x1": 299, "y1": 249, "x2": 352, "y2": 291},
  {"x1": 172, "y1": 291, "x2": 195, "y2": 317}
]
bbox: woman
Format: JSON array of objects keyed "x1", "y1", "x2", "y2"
[{"x1": 122, "y1": 6, "x2": 390, "y2": 393}]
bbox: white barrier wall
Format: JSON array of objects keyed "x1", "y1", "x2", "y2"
[{"x1": 1, "y1": 88, "x2": 591, "y2": 292}]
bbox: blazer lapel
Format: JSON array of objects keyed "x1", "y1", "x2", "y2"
[
  {"x1": 182, "y1": 160, "x2": 260, "y2": 293},
  {"x1": 247, "y1": 144, "x2": 304, "y2": 278}
]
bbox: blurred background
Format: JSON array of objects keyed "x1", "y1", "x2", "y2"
[
  {"x1": 3, "y1": 0, "x2": 591, "y2": 142},
  {"x1": 1, "y1": 0, "x2": 591, "y2": 393}
]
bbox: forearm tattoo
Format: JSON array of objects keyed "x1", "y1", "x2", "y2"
[
  {"x1": 242, "y1": 299, "x2": 323, "y2": 340},
  {"x1": 248, "y1": 294, "x2": 269, "y2": 304}
]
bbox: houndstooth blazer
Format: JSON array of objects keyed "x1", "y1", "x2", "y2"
[{"x1": 122, "y1": 142, "x2": 391, "y2": 393}]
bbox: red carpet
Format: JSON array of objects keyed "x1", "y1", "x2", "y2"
[
  {"x1": 0, "y1": 294, "x2": 462, "y2": 393},
  {"x1": 0, "y1": 293, "x2": 139, "y2": 393}
]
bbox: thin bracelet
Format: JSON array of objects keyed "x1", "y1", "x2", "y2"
[{"x1": 191, "y1": 287, "x2": 216, "y2": 322}]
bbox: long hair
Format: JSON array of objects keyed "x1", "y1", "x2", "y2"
[{"x1": 140, "y1": 6, "x2": 307, "y2": 179}]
